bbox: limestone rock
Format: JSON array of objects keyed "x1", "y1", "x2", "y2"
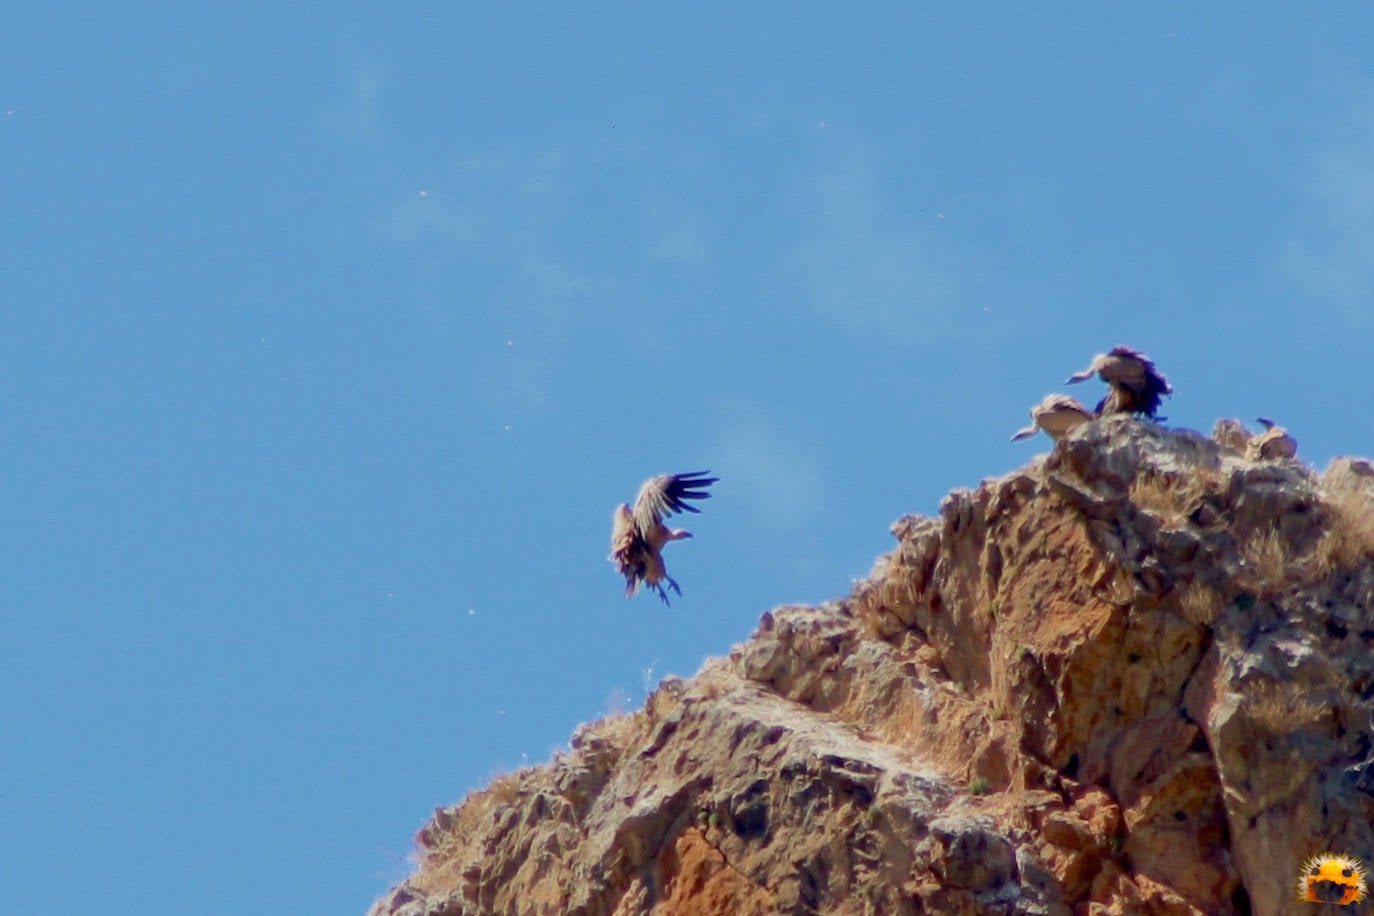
[{"x1": 371, "y1": 419, "x2": 1374, "y2": 916}]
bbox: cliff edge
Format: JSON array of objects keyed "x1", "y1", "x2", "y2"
[{"x1": 371, "y1": 416, "x2": 1374, "y2": 915}]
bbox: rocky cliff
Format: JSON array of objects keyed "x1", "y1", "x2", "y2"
[{"x1": 370, "y1": 416, "x2": 1374, "y2": 916}]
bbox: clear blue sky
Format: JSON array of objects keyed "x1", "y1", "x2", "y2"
[{"x1": 3, "y1": 6, "x2": 1372, "y2": 914}]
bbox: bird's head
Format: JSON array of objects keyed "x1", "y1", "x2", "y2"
[{"x1": 1066, "y1": 354, "x2": 1105, "y2": 385}]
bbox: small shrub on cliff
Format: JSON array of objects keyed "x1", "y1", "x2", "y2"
[
  {"x1": 1246, "y1": 680, "x2": 1327, "y2": 734},
  {"x1": 1320, "y1": 473, "x2": 1374, "y2": 569},
  {"x1": 488, "y1": 770, "x2": 526, "y2": 806},
  {"x1": 1239, "y1": 530, "x2": 1289, "y2": 596},
  {"x1": 1129, "y1": 468, "x2": 1220, "y2": 526},
  {"x1": 1178, "y1": 581, "x2": 1224, "y2": 626}
]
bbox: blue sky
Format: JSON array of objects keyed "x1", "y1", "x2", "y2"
[{"x1": 4, "y1": 6, "x2": 1373, "y2": 914}]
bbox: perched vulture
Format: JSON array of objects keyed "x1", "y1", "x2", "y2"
[
  {"x1": 1247, "y1": 417, "x2": 1298, "y2": 461},
  {"x1": 1011, "y1": 394, "x2": 1095, "y2": 442},
  {"x1": 610, "y1": 471, "x2": 717, "y2": 605},
  {"x1": 1066, "y1": 345, "x2": 1173, "y2": 418}
]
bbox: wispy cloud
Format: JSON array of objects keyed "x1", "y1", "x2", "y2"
[
  {"x1": 371, "y1": 156, "x2": 510, "y2": 248},
  {"x1": 642, "y1": 197, "x2": 711, "y2": 266},
  {"x1": 375, "y1": 190, "x2": 482, "y2": 247},
  {"x1": 1282, "y1": 81, "x2": 1374, "y2": 328},
  {"x1": 780, "y1": 147, "x2": 982, "y2": 345},
  {"x1": 469, "y1": 236, "x2": 614, "y2": 413},
  {"x1": 707, "y1": 402, "x2": 825, "y2": 532},
  {"x1": 370, "y1": 153, "x2": 613, "y2": 412},
  {"x1": 477, "y1": 343, "x2": 555, "y2": 413},
  {"x1": 322, "y1": 60, "x2": 616, "y2": 412},
  {"x1": 323, "y1": 62, "x2": 385, "y2": 135}
]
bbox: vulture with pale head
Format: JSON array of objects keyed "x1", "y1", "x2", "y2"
[
  {"x1": 1247, "y1": 417, "x2": 1298, "y2": 461},
  {"x1": 610, "y1": 471, "x2": 717, "y2": 605},
  {"x1": 1066, "y1": 345, "x2": 1173, "y2": 418},
  {"x1": 1011, "y1": 394, "x2": 1094, "y2": 442}
]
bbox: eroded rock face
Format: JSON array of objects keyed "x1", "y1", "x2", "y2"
[{"x1": 371, "y1": 417, "x2": 1374, "y2": 916}]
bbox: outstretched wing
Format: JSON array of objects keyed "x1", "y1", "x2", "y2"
[
  {"x1": 632, "y1": 471, "x2": 717, "y2": 531},
  {"x1": 1106, "y1": 346, "x2": 1173, "y2": 396},
  {"x1": 1090, "y1": 346, "x2": 1171, "y2": 417}
]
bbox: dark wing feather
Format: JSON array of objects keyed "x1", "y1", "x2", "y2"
[
  {"x1": 1107, "y1": 346, "x2": 1173, "y2": 395},
  {"x1": 1133, "y1": 383, "x2": 1166, "y2": 418},
  {"x1": 1102, "y1": 346, "x2": 1172, "y2": 417},
  {"x1": 633, "y1": 471, "x2": 717, "y2": 529}
]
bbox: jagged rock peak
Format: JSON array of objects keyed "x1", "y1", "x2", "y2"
[{"x1": 371, "y1": 416, "x2": 1374, "y2": 916}]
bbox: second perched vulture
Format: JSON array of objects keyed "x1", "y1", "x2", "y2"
[
  {"x1": 1011, "y1": 394, "x2": 1094, "y2": 442},
  {"x1": 1066, "y1": 345, "x2": 1173, "y2": 418},
  {"x1": 1247, "y1": 417, "x2": 1298, "y2": 461},
  {"x1": 610, "y1": 471, "x2": 717, "y2": 605}
]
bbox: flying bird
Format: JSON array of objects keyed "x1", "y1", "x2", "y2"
[
  {"x1": 1066, "y1": 345, "x2": 1173, "y2": 418},
  {"x1": 1011, "y1": 394, "x2": 1094, "y2": 442},
  {"x1": 1247, "y1": 417, "x2": 1298, "y2": 461},
  {"x1": 610, "y1": 471, "x2": 717, "y2": 605}
]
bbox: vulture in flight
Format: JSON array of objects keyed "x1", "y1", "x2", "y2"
[
  {"x1": 610, "y1": 471, "x2": 717, "y2": 605},
  {"x1": 1066, "y1": 345, "x2": 1173, "y2": 418},
  {"x1": 1011, "y1": 394, "x2": 1094, "y2": 442},
  {"x1": 1247, "y1": 417, "x2": 1298, "y2": 461}
]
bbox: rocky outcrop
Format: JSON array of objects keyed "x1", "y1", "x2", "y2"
[{"x1": 371, "y1": 415, "x2": 1374, "y2": 915}]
